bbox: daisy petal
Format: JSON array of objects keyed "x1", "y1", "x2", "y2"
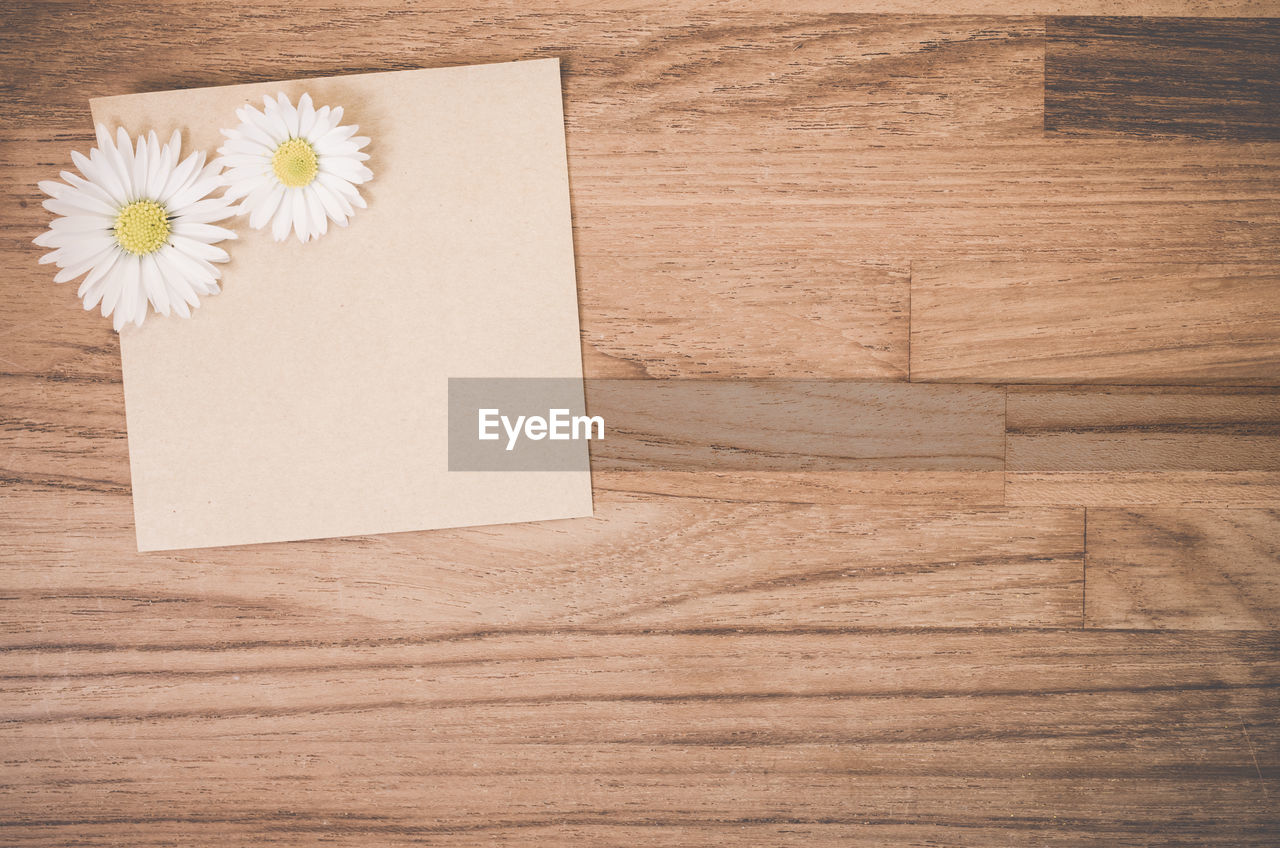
[
  {"x1": 315, "y1": 173, "x2": 357, "y2": 216},
  {"x1": 304, "y1": 187, "x2": 327, "y2": 238},
  {"x1": 140, "y1": 253, "x2": 169, "y2": 316},
  {"x1": 53, "y1": 241, "x2": 116, "y2": 283},
  {"x1": 80, "y1": 258, "x2": 119, "y2": 310},
  {"x1": 61, "y1": 170, "x2": 122, "y2": 210},
  {"x1": 133, "y1": 278, "x2": 149, "y2": 327},
  {"x1": 291, "y1": 188, "x2": 310, "y2": 242},
  {"x1": 279, "y1": 92, "x2": 301, "y2": 137},
  {"x1": 50, "y1": 233, "x2": 116, "y2": 268},
  {"x1": 306, "y1": 105, "x2": 332, "y2": 140},
  {"x1": 116, "y1": 259, "x2": 140, "y2": 326},
  {"x1": 102, "y1": 253, "x2": 134, "y2": 319},
  {"x1": 271, "y1": 195, "x2": 294, "y2": 241},
  {"x1": 158, "y1": 151, "x2": 201, "y2": 204},
  {"x1": 177, "y1": 197, "x2": 240, "y2": 225},
  {"x1": 170, "y1": 234, "x2": 230, "y2": 264},
  {"x1": 49, "y1": 214, "x2": 114, "y2": 234},
  {"x1": 248, "y1": 182, "x2": 286, "y2": 230},
  {"x1": 171, "y1": 220, "x2": 237, "y2": 243},
  {"x1": 320, "y1": 158, "x2": 374, "y2": 184},
  {"x1": 42, "y1": 186, "x2": 117, "y2": 218},
  {"x1": 132, "y1": 133, "x2": 150, "y2": 200},
  {"x1": 237, "y1": 110, "x2": 282, "y2": 149},
  {"x1": 298, "y1": 92, "x2": 316, "y2": 137},
  {"x1": 79, "y1": 249, "x2": 122, "y2": 300},
  {"x1": 311, "y1": 182, "x2": 348, "y2": 227},
  {"x1": 72, "y1": 150, "x2": 127, "y2": 206},
  {"x1": 166, "y1": 172, "x2": 222, "y2": 212},
  {"x1": 159, "y1": 244, "x2": 218, "y2": 293}
]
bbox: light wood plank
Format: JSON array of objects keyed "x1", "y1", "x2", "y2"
[
  {"x1": 1, "y1": 631, "x2": 1275, "y2": 846},
  {"x1": 579, "y1": 258, "x2": 908, "y2": 379},
  {"x1": 1086, "y1": 508, "x2": 1280, "y2": 629},
  {"x1": 0, "y1": 483, "x2": 1085, "y2": 639},
  {"x1": 911, "y1": 263, "x2": 1280, "y2": 384},
  {"x1": 566, "y1": 138, "x2": 1280, "y2": 264},
  {"x1": 0, "y1": 10, "x2": 1023, "y2": 384},
  {"x1": 0, "y1": 13, "x2": 1045, "y2": 138},
  {"x1": 5, "y1": 0, "x2": 1278, "y2": 20},
  {"x1": 18, "y1": 137, "x2": 1280, "y2": 379},
  {"x1": 1008, "y1": 471, "x2": 1280, "y2": 507}
]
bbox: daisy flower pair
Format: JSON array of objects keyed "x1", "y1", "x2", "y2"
[{"x1": 34, "y1": 93, "x2": 373, "y2": 332}]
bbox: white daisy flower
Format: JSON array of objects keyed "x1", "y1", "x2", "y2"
[
  {"x1": 217, "y1": 92, "x2": 372, "y2": 243},
  {"x1": 34, "y1": 126, "x2": 236, "y2": 332}
]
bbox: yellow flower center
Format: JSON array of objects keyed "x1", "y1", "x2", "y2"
[
  {"x1": 113, "y1": 200, "x2": 171, "y2": 256},
  {"x1": 272, "y1": 138, "x2": 319, "y2": 188}
]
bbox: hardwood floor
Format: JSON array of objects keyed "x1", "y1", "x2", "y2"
[
  {"x1": 1086, "y1": 508, "x2": 1280, "y2": 628},
  {"x1": 3, "y1": 631, "x2": 1277, "y2": 845},
  {"x1": 911, "y1": 264, "x2": 1280, "y2": 384},
  {"x1": 1, "y1": 3, "x2": 1277, "y2": 845},
  {"x1": 1005, "y1": 386, "x2": 1280, "y2": 505},
  {"x1": 1045, "y1": 16, "x2": 1280, "y2": 139}
]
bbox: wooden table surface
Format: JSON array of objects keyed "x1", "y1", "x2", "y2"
[{"x1": 2, "y1": 2, "x2": 1279, "y2": 845}]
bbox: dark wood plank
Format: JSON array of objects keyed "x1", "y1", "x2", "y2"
[
  {"x1": 1086, "y1": 508, "x2": 1280, "y2": 628},
  {"x1": 1006, "y1": 386, "x2": 1280, "y2": 505},
  {"x1": 911, "y1": 263, "x2": 1280, "y2": 385},
  {"x1": 1046, "y1": 16, "x2": 1280, "y2": 139},
  {"x1": 1, "y1": 630, "x2": 1276, "y2": 846}
]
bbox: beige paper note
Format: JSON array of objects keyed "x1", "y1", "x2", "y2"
[{"x1": 90, "y1": 59, "x2": 592, "y2": 551}]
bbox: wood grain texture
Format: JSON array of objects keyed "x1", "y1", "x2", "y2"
[
  {"x1": 4, "y1": 373, "x2": 1012, "y2": 503},
  {"x1": 0, "y1": 482, "x2": 1086, "y2": 638},
  {"x1": 1046, "y1": 16, "x2": 1280, "y2": 139},
  {"x1": 1008, "y1": 470, "x2": 1280, "y2": 506},
  {"x1": 1007, "y1": 386, "x2": 1280, "y2": 470},
  {"x1": 910, "y1": 263, "x2": 1280, "y2": 384},
  {"x1": 0, "y1": 10, "x2": 1046, "y2": 137},
  {"x1": 1086, "y1": 508, "x2": 1280, "y2": 628},
  {"x1": 1006, "y1": 386, "x2": 1280, "y2": 505},
  {"x1": 587, "y1": 380, "x2": 1004, "y2": 470},
  {"x1": 3, "y1": 3, "x2": 1280, "y2": 844},
  {"x1": 1, "y1": 631, "x2": 1276, "y2": 845},
  {"x1": 5, "y1": 13, "x2": 1280, "y2": 380},
  {"x1": 12, "y1": 135, "x2": 1278, "y2": 379},
  {"x1": 578, "y1": 259, "x2": 909, "y2": 379},
  {"x1": 593, "y1": 469, "x2": 1007, "y2": 505},
  {"x1": 1006, "y1": 386, "x2": 1280, "y2": 506},
  {"x1": 566, "y1": 137, "x2": 1280, "y2": 262}
]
